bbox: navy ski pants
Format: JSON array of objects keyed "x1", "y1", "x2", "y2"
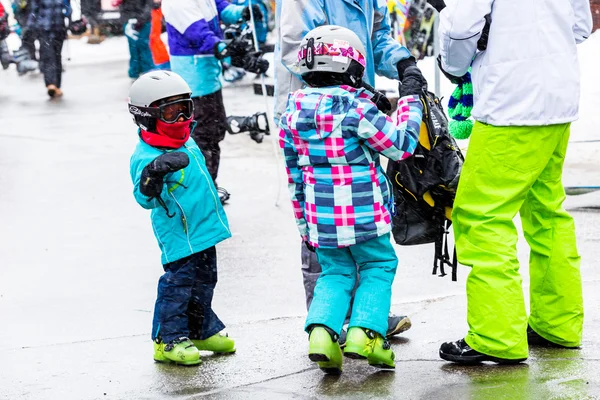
[{"x1": 151, "y1": 247, "x2": 225, "y2": 344}]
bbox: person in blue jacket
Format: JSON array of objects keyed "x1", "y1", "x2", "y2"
[
  {"x1": 161, "y1": 0, "x2": 268, "y2": 204},
  {"x1": 274, "y1": 0, "x2": 424, "y2": 344},
  {"x1": 129, "y1": 70, "x2": 235, "y2": 366},
  {"x1": 120, "y1": 0, "x2": 156, "y2": 79}
]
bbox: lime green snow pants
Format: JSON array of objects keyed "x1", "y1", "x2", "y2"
[{"x1": 453, "y1": 121, "x2": 583, "y2": 360}]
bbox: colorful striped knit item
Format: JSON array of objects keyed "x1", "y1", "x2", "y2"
[{"x1": 447, "y1": 69, "x2": 474, "y2": 140}]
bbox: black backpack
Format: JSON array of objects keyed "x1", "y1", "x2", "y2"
[{"x1": 386, "y1": 90, "x2": 464, "y2": 280}]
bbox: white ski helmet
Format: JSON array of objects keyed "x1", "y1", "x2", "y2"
[
  {"x1": 297, "y1": 25, "x2": 367, "y2": 78},
  {"x1": 128, "y1": 70, "x2": 193, "y2": 131}
]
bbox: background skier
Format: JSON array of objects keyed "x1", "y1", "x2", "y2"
[
  {"x1": 27, "y1": 0, "x2": 71, "y2": 97},
  {"x1": 436, "y1": 0, "x2": 592, "y2": 364},
  {"x1": 149, "y1": 0, "x2": 169, "y2": 70},
  {"x1": 119, "y1": 0, "x2": 155, "y2": 79},
  {"x1": 161, "y1": 0, "x2": 268, "y2": 204}
]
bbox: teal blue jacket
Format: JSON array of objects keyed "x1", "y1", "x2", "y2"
[{"x1": 130, "y1": 137, "x2": 231, "y2": 264}]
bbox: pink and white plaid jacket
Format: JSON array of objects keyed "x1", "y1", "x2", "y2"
[{"x1": 279, "y1": 85, "x2": 423, "y2": 248}]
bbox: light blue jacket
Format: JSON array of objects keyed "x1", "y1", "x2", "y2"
[
  {"x1": 274, "y1": 0, "x2": 412, "y2": 121},
  {"x1": 130, "y1": 137, "x2": 231, "y2": 265}
]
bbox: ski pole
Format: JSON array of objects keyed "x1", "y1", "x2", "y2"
[
  {"x1": 65, "y1": 36, "x2": 72, "y2": 61},
  {"x1": 248, "y1": 0, "x2": 283, "y2": 208}
]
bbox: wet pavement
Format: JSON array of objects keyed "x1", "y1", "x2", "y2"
[{"x1": 1, "y1": 44, "x2": 600, "y2": 400}]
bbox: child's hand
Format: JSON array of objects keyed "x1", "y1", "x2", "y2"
[
  {"x1": 148, "y1": 152, "x2": 190, "y2": 176},
  {"x1": 139, "y1": 152, "x2": 189, "y2": 198}
]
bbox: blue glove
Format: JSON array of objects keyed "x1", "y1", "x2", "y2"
[{"x1": 124, "y1": 18, "x2": 139, "y2": 41}]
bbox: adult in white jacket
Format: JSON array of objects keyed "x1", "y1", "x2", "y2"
[{"x1": 436, "y1": 0, "x2": 592, "y2": 364}]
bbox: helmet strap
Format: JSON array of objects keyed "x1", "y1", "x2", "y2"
[{"x1": 306, "y1": 38, "x2": 315, "y2": 70}]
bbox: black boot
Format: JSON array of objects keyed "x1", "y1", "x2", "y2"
[
  {"x1": 439, "y1": 339, "x2": 527, "y2": 365},
  {"x1": 226, "y1": 112, "x2": 270, "y2": 143},
  {"x1": 527, "y1": 326, "x2": 580, "y2": 349}
]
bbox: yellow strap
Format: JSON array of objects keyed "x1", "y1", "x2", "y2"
[
  {"x1": 445, "y1": 207, "x2": 453, "y2": 221},
  {"x1": 423, "y1": 191, "x2": 435, "y2": 207},
  {"x1": 168, "y1": 169, "x2": 185, "y2": 193}
]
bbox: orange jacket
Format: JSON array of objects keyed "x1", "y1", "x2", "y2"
[{"x1": 150, "y1": 8, "x2": 169, "y2": 66}]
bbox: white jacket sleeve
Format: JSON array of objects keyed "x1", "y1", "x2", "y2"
[
  {"x1": 438, "y1": 0, "x2": 494, "y2": 77},
  {"x1": 570, "y1": 0, "x2": 593, "y2": 44}
]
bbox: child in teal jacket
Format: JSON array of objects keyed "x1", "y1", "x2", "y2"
[{"x1": 128, "y1": 70, "x2": 234, "y2": 366}]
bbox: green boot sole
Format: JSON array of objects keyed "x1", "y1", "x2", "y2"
[{"x1": 308, "y1": 327, "x2": 343, "y2": 374}]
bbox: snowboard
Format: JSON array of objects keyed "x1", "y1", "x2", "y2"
[
  {"x1": 565, "y1": 186, "x2": 600, "y2": 196},
  {"x1": 404, "y1": 0, "x2": 436, "y2": 60}
]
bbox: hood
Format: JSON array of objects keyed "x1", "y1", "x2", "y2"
[{"x1": 282, "y1": 86, "x2": 358, "y2": 141}]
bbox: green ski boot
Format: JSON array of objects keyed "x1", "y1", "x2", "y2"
[
  {"x1": 192, "y1": 333, "x2": 236, "y2": 354},
  {"x1": 344, "y1": 327, "x2": 396, "y2": 369},
  {"x1": 367, "y1": 334, "x2": 396, "y2": 369},
  {"x1": 344, "y1": 327, "x2": 370, "y2": 359},
  {"x1": 153, "y1": 337, "x2": 201, "y2": 366},
  {"x1": 308, "y1": 326, "x2": 343, "y2": 375}
]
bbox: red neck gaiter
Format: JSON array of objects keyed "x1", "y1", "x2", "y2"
[{"x1": 141, "y1": 120, "x2": 191, "y2": 149}]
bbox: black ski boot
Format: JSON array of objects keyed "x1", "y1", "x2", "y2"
[
  {"x1": 226, "y1": 112, "x2": 270, "y2": 143},
  {"x1": 439, "y1": 338, "x2": 527, "y2": 365},
  {"x1": 527, "y1": 326, "x2": 580, "y2": 349}
]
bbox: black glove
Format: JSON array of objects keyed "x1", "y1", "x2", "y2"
[
  {"x1": 436, "y1": 55, "x2": 467, "y2": 85},
  {"x1": 361, "y1": 82, "x2": 392, "y2": 114},
  {"x1": 305, "y1": 241, "x2": 316, "y2": 253},
  {"x1": 396, "y1": 57, "x2": 417, "y2": 81},
  {"x1": 427, "y1": 0, "x2": 446, "y2": 12},
  {"x1": 242, "y1": 4, "x2": 263, "y2": 21},
  {"x1": 214, "y1": 36, "x2": 250, "y2": 60},
  {"x1": 233, "y1": 51, "x2": 269, "y2": 74},
  {"x1": 477, "y1": 14, "x2": 492, "y2": 51},
  {"x1": 139, "y1": 152, "x2": 189, "y2": 198},
  {"x1": 399, "y1": 65, "x2": 427, "y2": 98}
]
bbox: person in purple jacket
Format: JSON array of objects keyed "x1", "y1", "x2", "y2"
[
  {"x1": 161, "y1": 0, "x2": 268, "y2": 204},
  {"x1": 279, "y1": 26, "x2": 426, "y2": 374}
]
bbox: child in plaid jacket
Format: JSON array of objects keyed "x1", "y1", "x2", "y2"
[{"x1": 278, "y1": 25, "x2": 426, "y2": 372}]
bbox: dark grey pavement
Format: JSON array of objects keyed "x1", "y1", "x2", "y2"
[{"x1": 1, "y1": 47, "x2": 599, "y2": 400}]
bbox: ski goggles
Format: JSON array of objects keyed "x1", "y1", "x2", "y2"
[
  {"x1": 128, "y1": 98, "x2": 194, "y2": 124},
  {"x1": 297, "y1": 40, "x2": 367, "y2": 68}
]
